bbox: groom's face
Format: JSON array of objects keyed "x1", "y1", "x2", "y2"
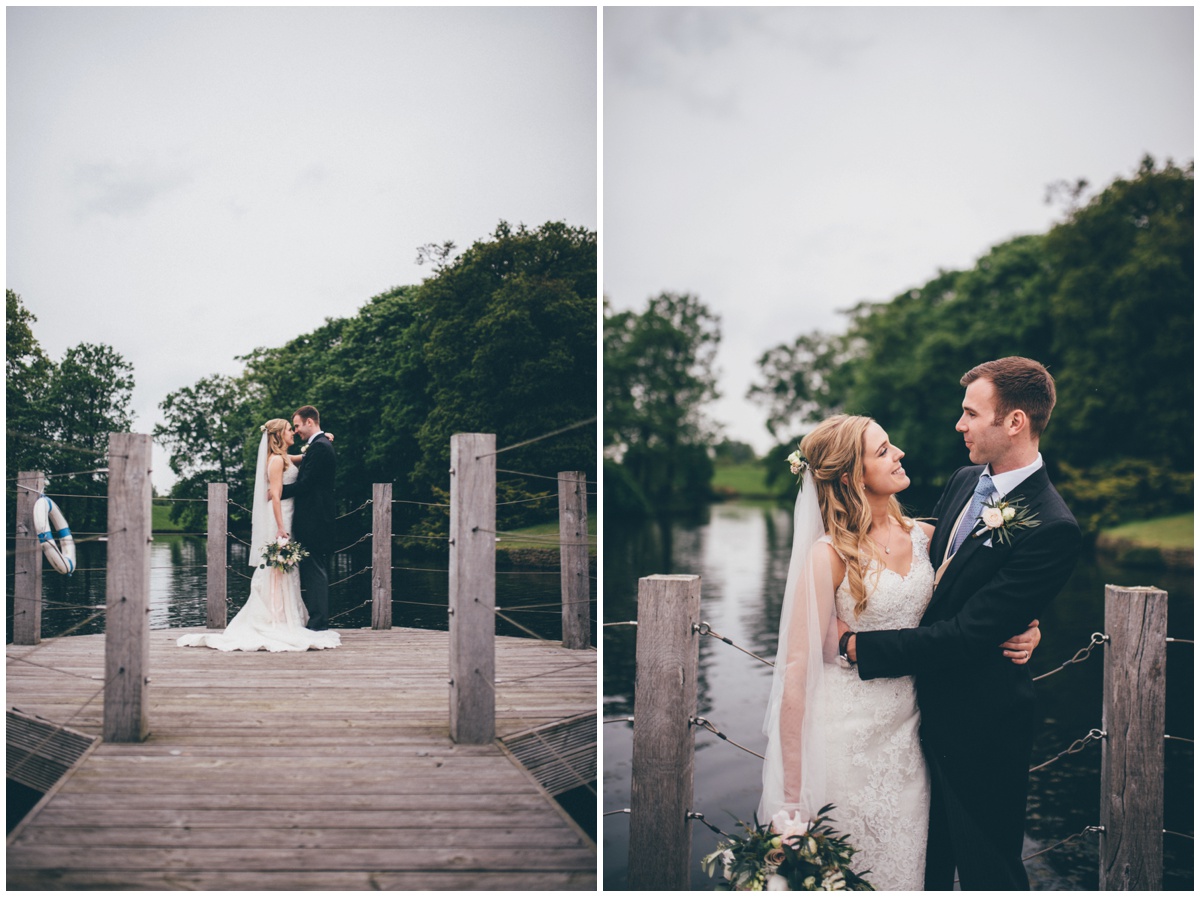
[
  {"x1": 292, "y1": 415, "x2": 311, "y2": 442},
  {"x1": 956, "y1": 378, "x2": 1008, "y2": 465}
]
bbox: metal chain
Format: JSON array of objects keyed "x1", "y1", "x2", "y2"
[
  {"x1": 1029, "y1": 728, "x2": 1106, "y2": 773},
  {"x1": 692, "y1": 716, "x2": 766, "y2": 760},
  {"x1": 696, "y1": 622, "x2": 776, "y2": 668},
  {"x1": 1032, "y1": 631, "x2": 1108, "y2": 682}
]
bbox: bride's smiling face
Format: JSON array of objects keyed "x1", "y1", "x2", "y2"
[{"x1": 860, "y1": 422, "x2": 909, "y2": 496}]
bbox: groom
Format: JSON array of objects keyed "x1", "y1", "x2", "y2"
[
  {"x1": 844, "y1": 357, "x2": 1081, "y2": 890},
  {"x1": 283, "y1": 405, "x2": 336, "y2": 631}
]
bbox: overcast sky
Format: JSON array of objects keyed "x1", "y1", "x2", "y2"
[
  {"x1": 7, "y1": 6, "x2": 596, "y2": 489},
  {"x1": 604, "y1": 6, "x2": 1193, "y2": 454}
]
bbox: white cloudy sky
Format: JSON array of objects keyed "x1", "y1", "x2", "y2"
[
  {"x1": 604, "y1": 6, "x2": 1193, "y2": 453},
  {"x1": 7, "y1": 6, "x2": 596, "y2": 489}
]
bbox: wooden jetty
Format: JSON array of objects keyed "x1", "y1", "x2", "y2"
[{"x1": 7, "y1": 627, "x2": 597, "y2": 890}]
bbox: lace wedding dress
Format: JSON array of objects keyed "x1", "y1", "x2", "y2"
[
  {"x1": 819, "y1": 521, "x2": 933, "y2": 890},
  {"x1": 178, "y1": 460, "x2": 340, "y2": 653}
]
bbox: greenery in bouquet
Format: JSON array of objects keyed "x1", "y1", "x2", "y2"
[
  {"x1": 260, "y1": 537, "x2": 309, "y2": 572},
  {"x1": 701, "y1": 805, "x2": 874, "y2": 891}
]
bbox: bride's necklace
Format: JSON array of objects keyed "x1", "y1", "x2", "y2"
[{"x1": 871, "y1": 518, "x2": 894, "y2": 555}]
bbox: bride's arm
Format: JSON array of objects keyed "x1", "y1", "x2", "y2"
[{"x1": 267, "y1": 455, "x2": 287, "y2": 539}]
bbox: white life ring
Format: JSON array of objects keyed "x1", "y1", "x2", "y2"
[{"x1": 33, "y1": 496, "x2": 76, "y2": 575}]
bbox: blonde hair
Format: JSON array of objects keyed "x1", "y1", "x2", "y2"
[
  {"x1": 262, "y1": 419, "x2": 294, "y2": 468},
  {"x1": 800, "y1": 414, "x2": 910, "y2": 618}
]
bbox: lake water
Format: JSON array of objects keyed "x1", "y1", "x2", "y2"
[
  {"x1": 602, "y1": 501, "x2": 1194, "y2": 890},
  {"x1": 7, "y1": 536, "x2": 586, "y2": 644}
]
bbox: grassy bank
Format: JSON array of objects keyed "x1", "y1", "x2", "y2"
[
  {"x1": 1096, "y1": 512, "x2": 1192, "y2": 570},
  {"x1": 711, "y1": 461, "x2": 780, "y2": 500}
]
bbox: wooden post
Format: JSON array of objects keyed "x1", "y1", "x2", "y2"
[
  {"x1": 449, "y1": 433, "x2": 496, "y2": 744},
  {"x1": 558, "y1": 470, "x2": 590, "y2": 649},
  {"x1": 1100, "y1": 584, "x2": 1167, "y2": 890},
  {"x1": 372, "y1": 483, "x2": 393, "y2": 629},
  {"x1": 13, "y1": 472, "x2": 47, "y2": 645},
  {"x1": 206, "y1": 483, "x2": 228, "y2": 629},
  {"x1": 103, "y1": 433, "x2": 153, "y2": 743},
  {"x1": 628, "y1": 574, "x2": 701, "y2": 889}
]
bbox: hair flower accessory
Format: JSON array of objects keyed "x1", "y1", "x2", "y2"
[
  {"x1": 259, "y1": 424, "x2": 267, "y2": 433},
  {"x1": 786, "y1": 447, "x2": 810, "y2": 485},
  {"x1": 973, "y1": 496, "x2": 1039, "y2": 546}
]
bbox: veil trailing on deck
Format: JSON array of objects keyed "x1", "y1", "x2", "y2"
[
  {"x1": 759, "y1": 470, "x2": 840, "y2": 823},
  {"x1": 247, "y1": 432, "x2": 271, "y2": 569}
]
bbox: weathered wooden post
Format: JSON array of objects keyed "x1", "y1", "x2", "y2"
[
  {"x1": 1100, "y1": 584, "x2": 1167, "y2": 890},
  {"x1": 558, "y1": 470, "x2": 590, "y2": 649},
  {"x1": 13, "y1": 472, "x2": 47, "y2": 645},
  {"x1": 206, "y1": 483, "x2": 228, "y2": 629},
  {"x1": 104, "y1": 432, "x2": 153, "y2": 743},
  {"x1": 449, "y1": 433, "x2": 496, "y2": 744},
  {"x1": 372, "y1": 483, "x2": 393, "y2": 630},
  {"x1": 628, "y1": 574, "x2": 702, "y2": 889}
]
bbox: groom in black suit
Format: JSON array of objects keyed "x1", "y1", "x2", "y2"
[
  {"x1": 282, "y1": 405, "x2": 336, "y2": 631},
  {"x1": 845, "y1": 357, "x2": 1081, "y2": 890}
]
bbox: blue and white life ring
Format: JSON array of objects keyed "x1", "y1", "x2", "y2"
[{"x1": 33, "y1": 496, "x2": 76, "y2": 575}]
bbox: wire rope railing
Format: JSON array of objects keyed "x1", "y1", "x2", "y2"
[{"x1": 610, "y1": 579, "x2": 1184, "y2": 889}]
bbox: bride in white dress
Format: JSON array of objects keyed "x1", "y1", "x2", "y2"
[
  {"x1": 759, "y1": 415, "x2": 1036, "y2": 889},
  {"x1": 178, "y1": 419, "x2": 341, "y2": 653}
]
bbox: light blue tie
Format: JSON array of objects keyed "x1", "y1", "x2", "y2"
[{"x1": 949, "y1": 473, "x2": 994, "y2": 556}]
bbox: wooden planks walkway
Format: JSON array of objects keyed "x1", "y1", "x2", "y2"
[{"x1": 7, "y1": 627, "x2": 596, "y2": 890}]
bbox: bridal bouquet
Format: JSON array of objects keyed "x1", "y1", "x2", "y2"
[
  {"x1": 260, "y1": 537, "x2": 309, "y2": 572},
  {"x1": 701, "y1": 805, "x2": 874, "y2": 891}
]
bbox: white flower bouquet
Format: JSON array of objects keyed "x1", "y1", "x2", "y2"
[
  {"x1": 260, "y1": 537, "x2": 309, "y2": 572},
  {"x1": 701, "y1": 806, "x2": 874, "y2": 891}
]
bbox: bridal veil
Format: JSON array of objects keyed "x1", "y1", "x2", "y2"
[{"x1": 759, "y1": 470, "x2": 840, "y2": 822}]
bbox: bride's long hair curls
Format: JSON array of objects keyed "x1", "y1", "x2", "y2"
[
  {"x1": 800, "y1": 414, "x2": 910, "y2": 618},
  {"x1": 262, "y1": 419, "x2": 293, "y2": 466}
]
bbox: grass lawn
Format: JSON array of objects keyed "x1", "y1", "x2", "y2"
[
  {"x1": 151, "y1": 501, "x2": 186, "y2": 532},
  {"x1": 1101, "y1": 513, "x2": 1193, "y2": 550},
  {"x1": 498, "y1": 517, "x2": 597, "y2": 556},
  {"x1": 712, "y1": 461, "x2": 779, "y2": 498}
]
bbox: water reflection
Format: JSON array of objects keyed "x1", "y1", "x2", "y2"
[
  {"x1": 603, "y1": 502, "x2": 1193, "y2": 890},
  {"x1": 7, "y1": 536, "x2": 588, "y2": 645}
]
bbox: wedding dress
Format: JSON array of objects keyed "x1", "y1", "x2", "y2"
[
  {"x1": 817, "y1": 523, "x2": 932, "y2": 890},
  {"x1": 178, "y1": 443, "x2": 340, "y2": 653},
  {"x1": 759, "y1": 472, "x2": 931, "y2": 891}
]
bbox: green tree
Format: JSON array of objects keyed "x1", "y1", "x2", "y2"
[
  {"x1": 605, "y1": 291, "x2": 721, "y2": 510},
  {"x1": 6, "y1": 290, "x2": 54, "y2": 476},
  {"x1": 1046, "y1": 155, "x2": 1193, "y2": 471},
  {"x1": 155, "y1": 374, "x2": 261, "y2": 530},
  {"x1": 746, "y1": 157, "x2": 1193, "y2": 525}
]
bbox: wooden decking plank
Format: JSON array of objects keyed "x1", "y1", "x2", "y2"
[{"x1": 6, "y1": 626, "x2": 596, "y2": 889}]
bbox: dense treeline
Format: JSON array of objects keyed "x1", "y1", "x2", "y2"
[
  {"x1": 156, "y1": 220, "x2": 597, "y2": 539},
  {"x1": 604, "y1": 158, "x2": 1192, "y2": 533},
  {"x1": 603, "y1": 292, "x2": 721, "y2": 515},
  {"x1": 8, "y1": 220, "x2": 597, "y2": 543},
  {"x1": 749, "y1": 156, "x2": 1192, "y2": 532},
  {"x1": 6, "y1": 289, "x2": 136, "y2": 535}
]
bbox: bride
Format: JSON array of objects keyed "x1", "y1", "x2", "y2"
[
  {"x1": 759, "y1": 415, "x2": 1035, "y2": 889},
  {"x1": 178, "y1": 419, "x2": 341, "y2": 653}
]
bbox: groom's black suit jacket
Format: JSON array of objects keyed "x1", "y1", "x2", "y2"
[
  {"x1": 855, "y1": 463, "x2": 1080, "y2": 888},
  {"x1": 281, "y1": 433, "x2": 336, "y2": 557}
]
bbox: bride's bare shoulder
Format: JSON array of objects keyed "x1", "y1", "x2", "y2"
[{"x1": 267, "y1": 453, "x2": 286, "y2": 472}]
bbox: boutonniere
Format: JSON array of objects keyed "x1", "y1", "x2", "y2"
[
  {"x1": 973, "y1": 496, "x2": 1039, "y2": 546},
  {"x1": 300, "y1": 444, "x2": 309, "y2": 454}
]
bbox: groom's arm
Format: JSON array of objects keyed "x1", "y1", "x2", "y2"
[
  {"x1": 281, "y1": 441, "x2": 332, "y2": 500},
  {"x1": 852, "y1": 518, "x2": 1081, "y2": 680}
]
